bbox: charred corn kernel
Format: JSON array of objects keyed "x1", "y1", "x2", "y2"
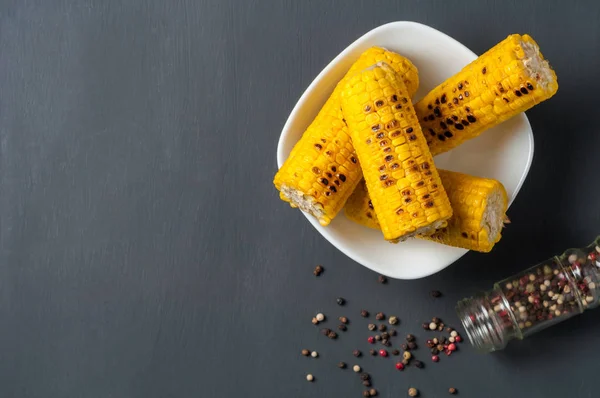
[
  {"x1": 344, "y1": 170, "x2": 508, "y2": 252},
  {"x1": 274, "y1": 48, "x2": 419, "y2": 226},
  {"x1": 340, "y1": 63, "x2": 452, "y2": 242},
  {"x1": 415, "y1": 34, "x2": 558, "y2": 156}
]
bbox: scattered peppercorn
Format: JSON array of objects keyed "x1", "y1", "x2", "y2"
[
  {"x1": 361, "y1": 310, "x2": 369, "y2": 318},
  {"x1": 301, "y1": 349, "x2": 310, "y2": 356},
  {"x1": 389, "y1": 316, "x2": 398, "y2": 325},
  {"x1": 370, "y1": 349, "x2": 377, "y2": 356},
  {"x1": 369, "y1": 388, "x2": 377, "y2": 396},
  {"x1": 306, "y1": 374, "x2": 314, "y2": 382},
  {"x1": 408, "y1": 387, "x2": 419, "y2": 397},
  {"x1": 353, "y1": 349, "x2": 362, "y2": 357},
  {"x1": 406, "y1": 334, "x2": 415, "y2": 342},
  {"x1": 401, "y1": 343, "x2": 408, "y2": 350},
  {"x1": 392, "y1": 349, "x2": 400, "y2": 356},
  {"x1": 432, "y1": 317, "x2": 441, "y2": 324},
  {"x1": 368, "y1": 336, "x2": 375, "y2": 344},
  {"x1": 316, "y1": 313, "x2": 325, "y2": 322},
  {"x1": 339, "y1": 316, "x2": 349, "y2": 324},
  {"x1": 321, "y1": 328, "x2": 331, "y2": 336},
  {"x1": 311, "y1": 351, "x2": 318, "y2": 358},
  {"x1": 353, "y1": 365, "x2": 361, "y2": 372},
  {"x1": 449, "y1": 387, "x2": 457, "y2": 395},
  {"x1": 363, "y1": 380, "x2": 371, "y2": 387},
  {"x1": 336, "y1": 297, "x2": 345, "y2": 306},
  {"x1": 311, "y1": 317, "x2": 319, "y2": 325},
  {"x1": 378, "y1": 275, "x2": 387, "y2": 284},
  {"x1": 429, "y1": 322, "x2": 437, "y2": 330},
  {"x1": 381, "y1": 332, "x2": 389, "y2": 340},
  {"x1": 361, "y1": 373, "x2": 370, "y2": 381},
  {"x1": 403, "y1": 351, "x2": 412, "y2": 360},
  {"x1": 395, "y1": 362, "x2": 405, "y2": 370},
  {"x1": 363, "y1": 391, "x2": 370, "y2": 397},
  {"x1": 430, "y1": 290, "x2": 442, "y2": 298},
  {"x1": 376, "y1": 312, "x2": 385, "y2": 321},
  {"x1": 378, "y1": 324, "x2": 386, "y2": 332},
  {"x1": 414, "y1": 360, "x2": 424, "y2": 369},
  {"x1": 327, "y1": 331, "x2": 337, "y2": 339},
  {"x1": 379, "y1": 349, "x2": 388, "y2": 357},
  {"x1": 432, "y1": 355, "x2": 440, "y2": 362},
  {"x1": 338, "y1": 361, "x2": 346, "y2": 369},
  {"x1": 422, "y1": 323, "x2": 429, "y2": 330},
  {"x1": 338, "y1": 324, "x2": 347, "y2": 331},
  {"x1": 368, "y1": 323, "x2": 376, "y2": 331},
  {"x1": 313, "y1": 265, "x2": 323, "y2": 276},
  {"x1": 375, "y1": 335, "x2": 381, "y2": 341},
  {"x1": 408, "y1": 342, "x2": 417, "y2": 350},
  {"x1": 390, "y1": 329, "x2": 397, "y2": 336}
]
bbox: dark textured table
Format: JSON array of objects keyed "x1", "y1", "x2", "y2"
[{"x1": 1, "y1": 1, "x2": 599, "y2": 397}]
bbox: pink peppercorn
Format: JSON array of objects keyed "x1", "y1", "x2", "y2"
[
  {"x1": 395, "y1": 362, "x2": 404, "y2": 370},
  {"x1": 368, "y1": 336, "x2": 375, "y2": 344},
  {"x1": 379, "y1": 349, "x2": 388, "y2": 357},
  {"x1": 455, "y1": 336, "x2": 462, "y2": 343},
  {"x1": 445, "y1": 350, "x2": 452, "y2": 356},
  {"x1": 590, "y1": 252, "x2": 597, "y2": 261},
  {"x1": 431, "y1": 355, "x2": 439, "y2": 362},
  {"x1": 448, "y1": 343, "x2": 457, "y2": 351}
]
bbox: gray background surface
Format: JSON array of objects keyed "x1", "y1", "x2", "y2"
[{"x1": 1, "y1": 0, "x2": 599, "y2": 397}]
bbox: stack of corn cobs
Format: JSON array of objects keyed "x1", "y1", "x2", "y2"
[{"x1": 274, "y1": 34, "x2": 558, "y2": 252}]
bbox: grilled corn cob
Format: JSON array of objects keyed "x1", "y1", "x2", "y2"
[
  {"x1": 415, "y1": 34, "x2": 558, "y2": 156},
  {"x1": 345, "y1": 170, "x2": 508, "y2": 252},
  {"x1": 274, "y1": 47, "x2": 419, "y2": 226},
  {"x1": 340, "y1": 63, "x2": 452, "y2": 242}
]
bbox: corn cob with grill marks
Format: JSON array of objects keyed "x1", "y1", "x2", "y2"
[
  {"x1": 345, "y1": 170, "x2": 508, "y2": 252},
  {"x1": 415, "y1": 34, "x2": 558, "y2": 156},
  {"x1": 340, "y1": 63, "x2": 452, "y2": 242},
  {"x1": 274, "y1": 47, "x2": 419, "y2": 226}
]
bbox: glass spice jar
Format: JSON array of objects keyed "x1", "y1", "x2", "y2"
[{"x1": 456, "y1": 236, "x2": 600, "y2": 352}]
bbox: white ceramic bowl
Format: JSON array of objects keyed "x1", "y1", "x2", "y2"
[{"x1": 276, "y1": 21, "x2": 534, "y2": 279}]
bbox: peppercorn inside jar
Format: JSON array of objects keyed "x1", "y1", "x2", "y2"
[{"x1": 457, "y1": 236, "x2": 600, "y2": 352}]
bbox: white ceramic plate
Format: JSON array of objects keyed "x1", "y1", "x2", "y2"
[{"x1": 276, "y1": 21, "x2": 534, "y2": 279}]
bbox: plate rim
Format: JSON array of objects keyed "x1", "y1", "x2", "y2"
[{"x1": 276, "y1": 21, "x2": 534, "y2": 279}]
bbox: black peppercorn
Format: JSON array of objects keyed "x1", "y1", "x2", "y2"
[
  {"x1": 361, "y1": 310, "x2": 369, "y2": 318},
  {"x1": 313, "y1": 265, "x2": 324, "y2": 276},
  {"x1": 376, "y1": 312, "x2": 385, "y2": 321},
  {"x1": 378, "y1": 275, "x2": 387, "y2": 284},
  {"x1": 339, "y1": 316, "x2": 349, "y2": 324},
  {"x1": 328, "y1": 331, "x2": 337, "y2": 339},
  {"x1": 414, "y1": 360, "x2": 424, "y2": 369},
  {"x1": 338, "y1": 324, "x2": 347, "y2": 331},
  {"x1": 363, "y1": 380, "x2": 371, "y2": 387},
  {"x1": 401, "y1": 343, "x2": 408, "y2": 350},
  {"x1": 381, "y1": 332, "x2": 389, "y2": 340},
  {"x1": 321, "y1": 328, "x2": 331, "y2": 336},
  {"x1": 338, "y1": 361, "x2": 346, "y2": 369},
  {"x1": 408, "y1": 342, "x2": 417, "y2": 350},
  {"x1": 368, "y1": 323, "x2": 376, "y2": 331},
  {"x1": 361, "y1": 373, "x2": 370, "y2": 381},
  {"x1": 406, "y1": 334, "x2": 415, "y2": 342},
  {"x1": 378, "y1": 324, "x2": 386, "y2": 332},
  {"x1": 430, "y1": 290, "x2": 442, "y2": 298},
  {"x1": 392, "y1": 349, "x2": 400, "y2": 356},
  {"x1": 370, "y1": 349, "x2": 377, "y2": 356},
  {"x1": 336, "y1": 297, "x2": 345, "y2": 306},
  {"x1": 353, "y1": 349, "x2": 362, "y2": 357}
]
